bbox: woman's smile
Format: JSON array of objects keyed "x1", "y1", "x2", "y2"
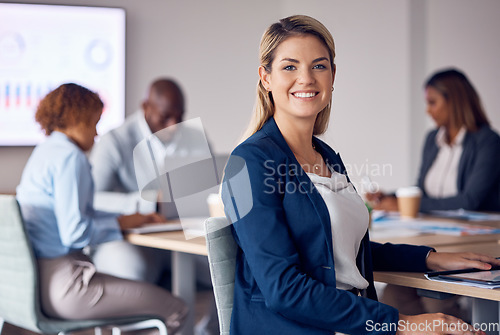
[{"x1": 291, "y1": 90, "x2": 319, "y2": 99}]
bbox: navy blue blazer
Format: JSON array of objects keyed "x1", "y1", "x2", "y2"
[
  {"x1": 417, "y1": 125, "x2": 500, "y2": 212},
  {"x1": 221, "y1": 118, "x2": 433, "y2": 335}
]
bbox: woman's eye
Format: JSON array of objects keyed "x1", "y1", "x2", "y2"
[
  {"x1": 283, "y1": 65, "x2": 296, "y2": 71},
  {"x1": 313, "y1": 64, "x2": 327, "y2": 70}
]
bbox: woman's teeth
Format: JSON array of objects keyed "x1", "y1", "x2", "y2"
[{"x1": 293, "y1": 92, "x2": 316, "y2": 98}]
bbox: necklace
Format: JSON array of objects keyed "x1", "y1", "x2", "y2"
[
  {"x1": 311, "y1": 151, "x2": 321, "y2": 172},
  {"x1": 293, "y1": 148, "x2": 322, "y2": 173}
]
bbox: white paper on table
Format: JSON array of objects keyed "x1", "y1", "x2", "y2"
[
  {"x1": 371, "y1": 212, "x2": 500, "y2": 236},
  {"x1": 369, "y1": 228, "x2": 423, "y2": 240},
  {"x1": 125, "y1": 222, "x2": 183, "y2": 234}
]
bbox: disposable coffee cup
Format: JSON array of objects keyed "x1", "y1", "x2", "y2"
[
  {"x1": 207, "y1": 193, "x2": 225, "y2": 217},
  {"x1": 396, "y1": 186, "x2": 422, "y2": 218}
]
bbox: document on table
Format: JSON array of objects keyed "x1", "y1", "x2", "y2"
[
  {"x1": 425, "y1": 267, "x2": 500, "y2": 289},
  {"x1": 125, "y1": 217, "x2": 208, "y2": 237},
  {"x1": 369, "y1": 211, "x2": 422, "y2": 239},
  {"x1": 125, "y1": 222, "x2": 184, "y2": 234},
  {"x1": 429, "y1": 209, "x2": 500, "y2": 221},
  {"x1": 416, "y1": 222, "x2": 500, "y2": 236},
  {"x1": 370, "y1": 210, "x2": 500, "y2": 237}
]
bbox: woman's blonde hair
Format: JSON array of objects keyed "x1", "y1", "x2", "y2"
[
  {"x1": 243, "y1": 15, "x2": 336, "y2": 139},
  {"x1": 425, "y1": 68, "x2": 489, "y2": 132}
]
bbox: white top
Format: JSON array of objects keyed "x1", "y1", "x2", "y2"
[
  {"x1": 424, "y1": 127, "x2": 466, "y2": 198},
  {"x1": 307, "y1": 171, "x2": 369, "y2": 290}
]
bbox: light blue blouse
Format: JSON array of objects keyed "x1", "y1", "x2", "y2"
[{"x1": 16, "y1": 131, "x2": 122, "y2": 259}]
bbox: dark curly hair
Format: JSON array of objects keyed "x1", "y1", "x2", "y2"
[{"x1": 35, "y1": 83, "x2": 103, "y2": 135}]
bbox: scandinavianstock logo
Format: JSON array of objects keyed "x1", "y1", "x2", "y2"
[{"x1": 132, "y1": 118, "x2": 252, "y2": 239}]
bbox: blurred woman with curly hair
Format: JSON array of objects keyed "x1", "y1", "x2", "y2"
[{"x1": 16, "y1": 83, "x2": 187, "y2": 333}]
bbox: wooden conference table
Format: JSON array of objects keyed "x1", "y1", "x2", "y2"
[
  {"x1": 126, "y1": 229, "x2": 207, "y2": 335},
  {"x1": 374, "y1": 241, "x2": 500, "y2": 335},
  {"x1": 126, "y1": 217, "x2": 500, "y2": 335},
  {"x1": 372, "y1": 217, "x2": 500, "y2": 335}
]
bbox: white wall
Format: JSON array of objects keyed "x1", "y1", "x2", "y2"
[
  {"x1": 427, "y1": 0, "x2": 500, "y2": 130},
  {"x1": 279, "y1": 0, "x2": 415, "y2": 191},
  {"x1": 1, "y1": 0, "x2": 275, "y2": 192},
  {"x1": 1, "y1": 0, "x2": 500, "y2": 194}
]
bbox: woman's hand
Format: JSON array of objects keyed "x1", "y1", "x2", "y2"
[
  {"x1": 397, "y1": 313, "x2": 484, "y2": 335},
  {"x1": 365, "y1": 191, "x2": 399, "y2": 211},
  {"x1": 426, "y1": 251, "x2": 500, "y2": 272},
  {"x1": 117, "y1": 212, "x2": 166, "y2": 230},
  {"x1": 365, "y1": 191, "x2": 385, "y2": 204}
]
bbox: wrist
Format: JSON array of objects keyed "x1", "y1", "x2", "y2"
[{"x1": 425, "y1": 249, "x2": 437, "y2": 270}]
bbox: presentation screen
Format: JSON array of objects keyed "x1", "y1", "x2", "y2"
[{"x1": 0, "y1": 3, "x2": 126, "y2": 146}]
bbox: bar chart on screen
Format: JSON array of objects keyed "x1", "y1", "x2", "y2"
[{"x1": 0, "y1": 3, "x2": 126, "y2": 146}]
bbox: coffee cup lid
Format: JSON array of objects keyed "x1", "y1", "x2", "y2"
[{"x1": 396, "y1": 186, "x2": 422, "y2": 197}]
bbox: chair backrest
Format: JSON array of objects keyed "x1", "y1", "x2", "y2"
[
  {"x1": 0, "y1": 194, "x2": 40, "y2": 332},
  {"x1": 204, "y1": 217, "x2": 236, "y2": 335},
  {"x1": 0, "y1": 194, "x2": 168, "y2": 334}
]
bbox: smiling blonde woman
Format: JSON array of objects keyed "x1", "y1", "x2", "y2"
[{"x1": 220, "y1": 15, "x2": 496, "y2": 335}]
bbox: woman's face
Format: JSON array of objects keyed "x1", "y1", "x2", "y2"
[
  {"x1": 259, "y1": 35, "x2": 335, "y2": 122},
  {"x1": 65, "y1": 109, "x2": 102, "y2": 151},
  {"x1": 425, "y1": 86, "x2": 451, "y2": 128}
]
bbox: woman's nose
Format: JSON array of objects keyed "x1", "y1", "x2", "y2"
[{"x1": 297, "y1": 68, "x2": 315, "y2": 85}]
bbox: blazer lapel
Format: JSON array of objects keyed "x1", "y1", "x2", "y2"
[
  {"x1": 261, "y1": 118, "x2": 335, "y2": 257},
  {"x1": 457, "y1": 131, "x2": 472, "y2": 190}
]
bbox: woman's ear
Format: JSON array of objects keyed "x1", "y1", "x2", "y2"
[{"x1": 259, "y1": 66, "x2": 271, "y2": 91}]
